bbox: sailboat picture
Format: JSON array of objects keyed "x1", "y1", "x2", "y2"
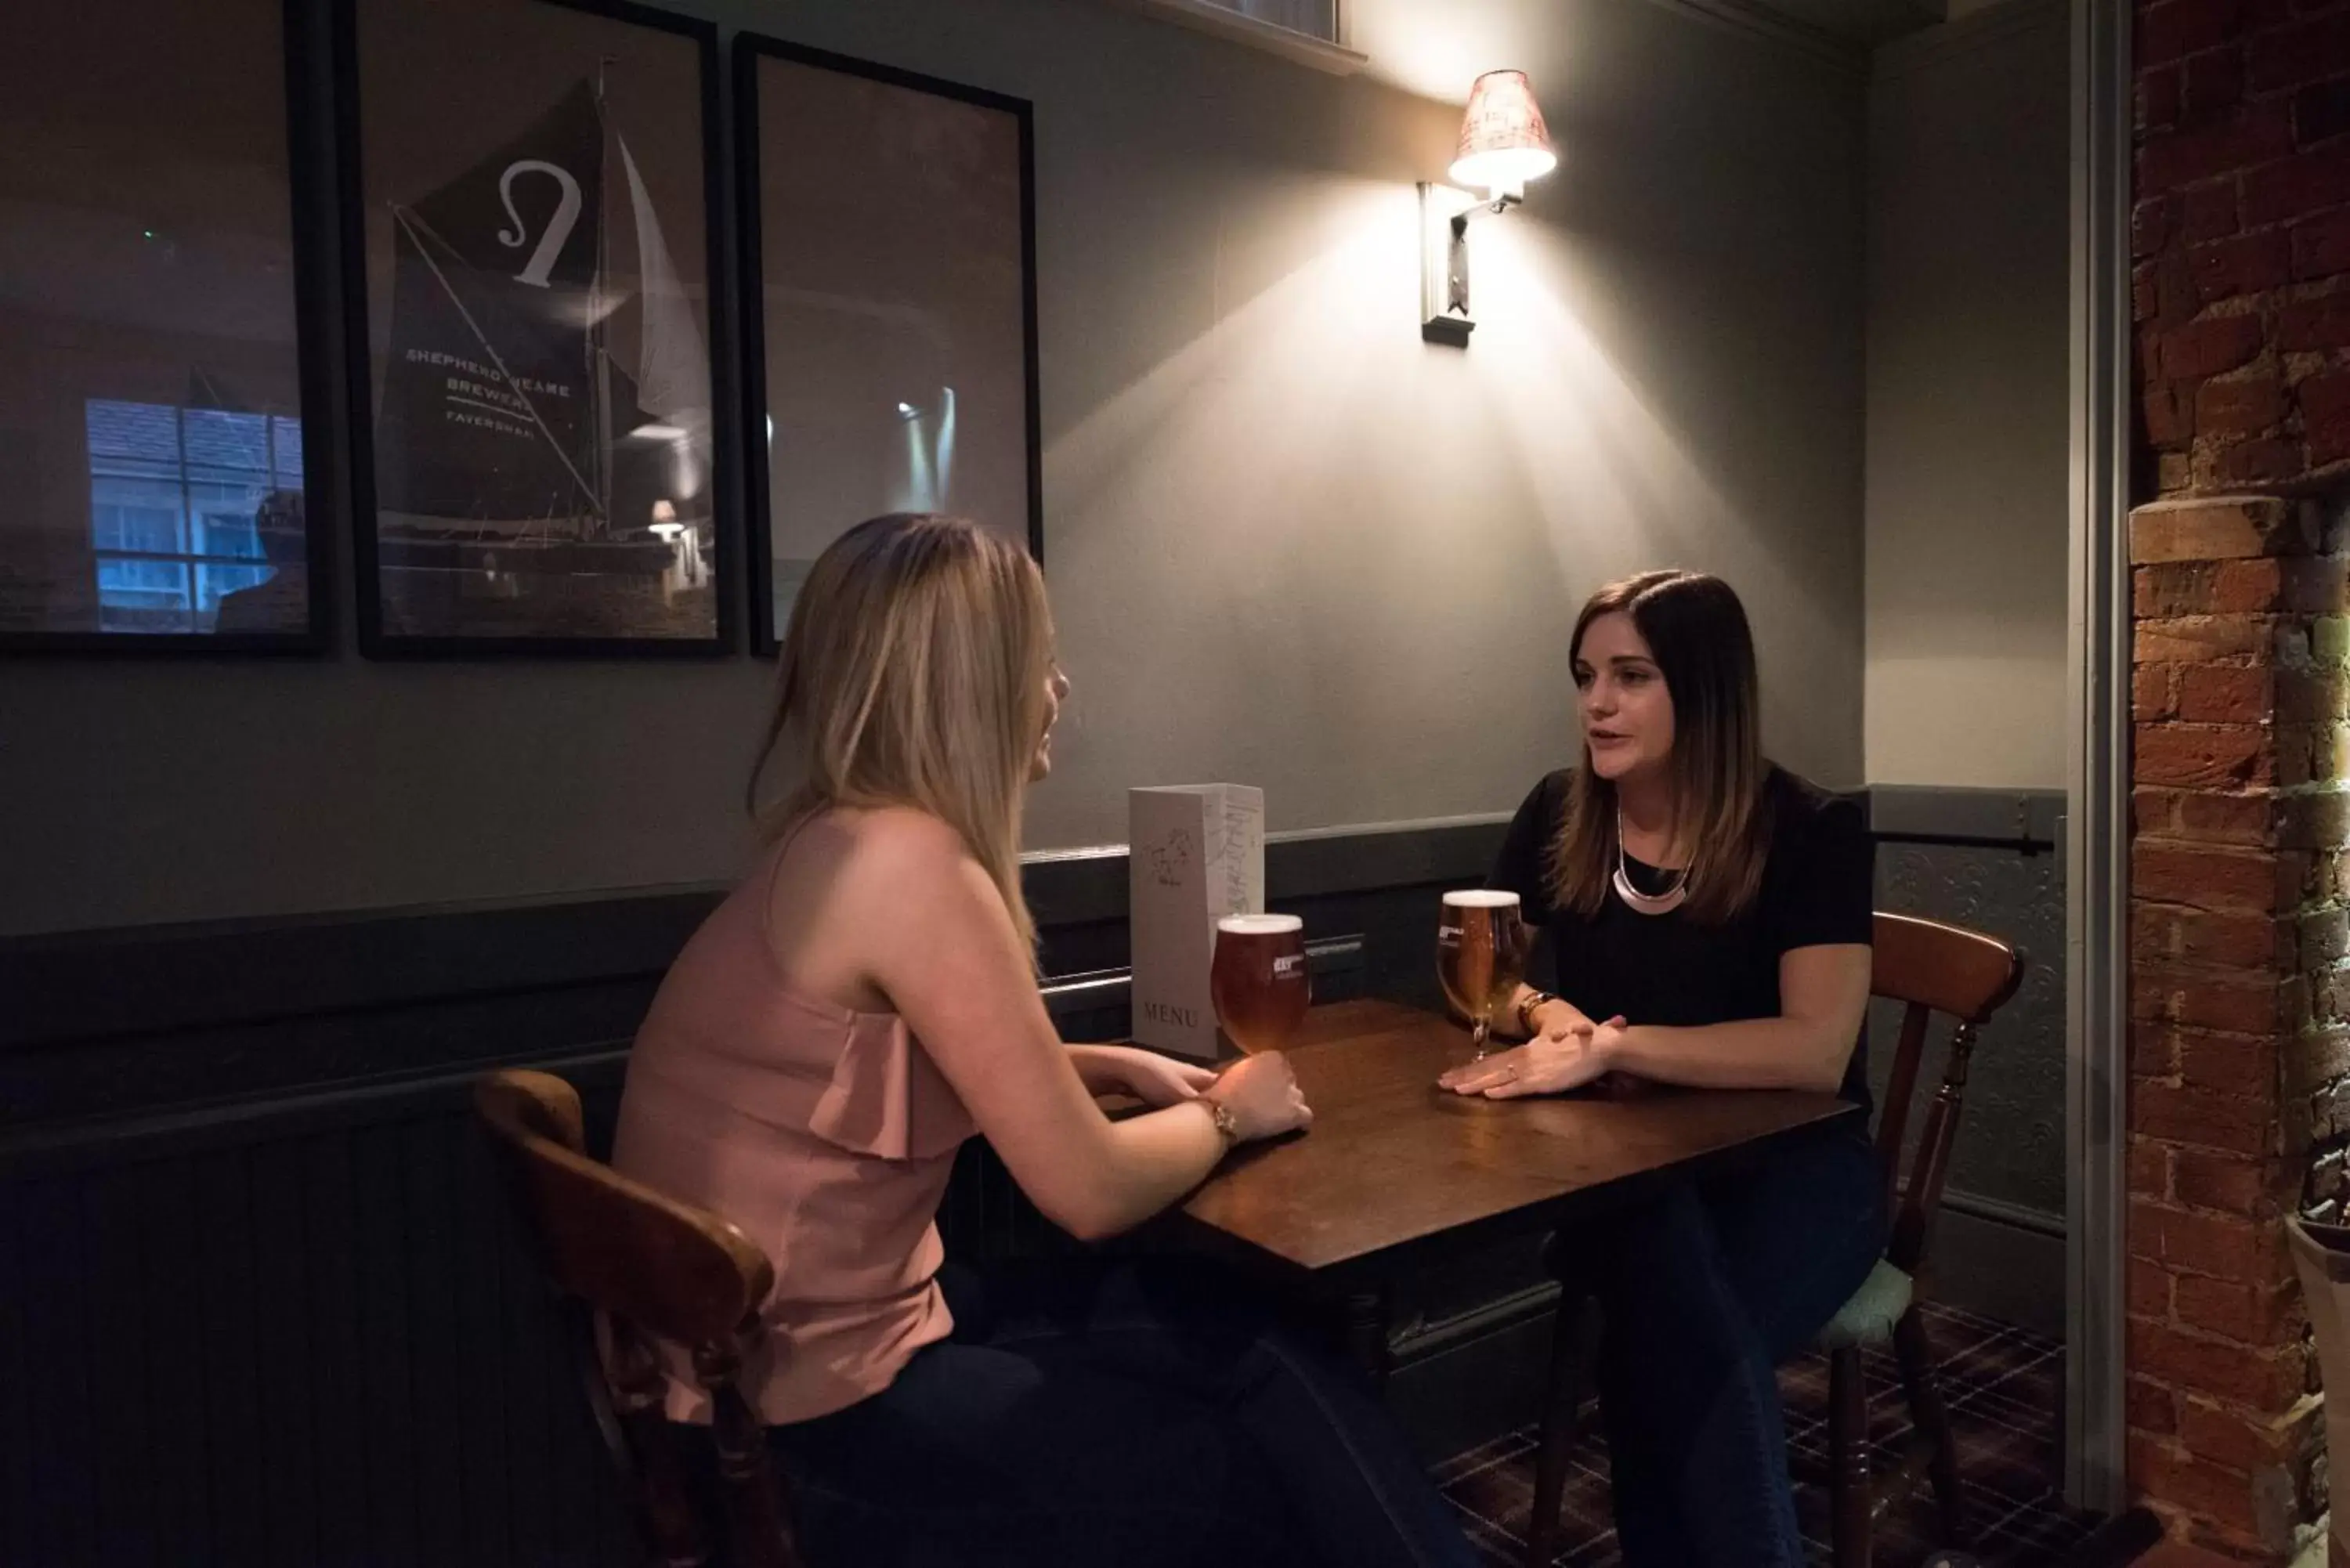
[{"x1": 349, "y1": 6, "x2": 727, "y2": 653}]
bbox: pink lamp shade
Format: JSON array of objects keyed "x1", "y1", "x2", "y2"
[{"x1": 1448, "y1": 70, "x2": 1556, "y2": 198}]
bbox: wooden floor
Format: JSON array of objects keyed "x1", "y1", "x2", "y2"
[{"x1": 2134, "y1": 1545, "x2": 2252, "y2": 1568}]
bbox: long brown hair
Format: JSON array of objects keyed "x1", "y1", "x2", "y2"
[
  {"x1": 747, "y1": 514, "x2": 1054, "y2": 951},
  {"x1": 1547, "y1": 571, "x2": 1770, "y2": 924}
]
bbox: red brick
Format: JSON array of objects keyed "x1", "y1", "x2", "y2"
[
  {"x1": 2197, "y1": 372, "x2": 2289, "y2": 434},
  {"x1": 2160, "y1": 450, "x2": 2195, "y2": 492},
  {"x1": 2139, "y1": 194, "x2": 2182, "y2": 258},
  {"x1": 2135, "y1": 1136, "x2": 2177, "y2": 1197},
  {"x1": 2141, "y1": 0, "x2": 2251, "y2": 65},
  {"x1": 2137, "y1": 1078, "x2": 2278, "y2": 1153},
  {"x1": 2159, "y1": 313, "x2": 2270, "y2": 378},
  {"x1": 2180, "y1": 788, "x2": 2279, "y2": 842},
  {"x1": 2135, "y1": 1199, "x2": 2291, "y2": 1281},
  {"x1": 2135, "y1": 617, "x2": 2281, "y2": 662},
  {"x1": 2247, "y1": 148, "x2": 2350, "y2": 224},
  {"x1": 2249, "y1": 10, "x2": 2350, "y2": 90},
  {"x1": 2133, "y1": 840, "x2": 2289, "y2": 911},
  {"x1": 2141, "y1": 104, "x2": 2299, "y2": 191},
  {"x1": 2216, "y1": 438, "x2": 2307, "y2": 485},
  {"x1": 2177, "y1": 1023, "x2": 2281, "y2": 1088},
  {"x1": 2131, "y1": 1435, "x2": 2268, "y2": 1538},
  {"x1": 2131, "y1": 1375, "x2": 2182, "y2": 1436},
  {"x1": 2137, "y1": 266, "x2": 2162, "y2": 322},
  {"x1": 2137, "y1": 662, "x2": 2182, "y2": 721},
  {"x1": 2186, "y1": 49, "x2": 2249, "y2": 120},
  {"x1": 2132, "y1": 497, "x2": 2310, "y2": 562},
  {"x1": 2279, "y1": 287, "x2": 2350, "y2": 349},
  {"x1": 2178, "y1": 663, "x2": 2276, "y2": 721},
  {"x1": 2186, "y1": 178, "x2": 2243, "y2": 241},
  {"x1": 2136, "y1": 723, "x2": 2276, "y2": 788},
  {"x1": 2128, "y1": 1314, "x2": 2308, "y2": 1407},
  {"x1": 2157, "y1": 249, "x2": 2203, "y2": 325},
  {"x1": 2303, "y1": 370, "x2": 2350, "y2": 464},
  {"x1": 2174, "y1": 1147, "x2": 2273, "y2": 1212},
  {"x1": 2176, "y1": 1394, "x2": 2316, "y2": 1472},
  {"x1": 2133, "y1": 560, "x2": 2291, "y2": 626},
  {"x1": 2137, "y1": 905, "x2": 2283, "y2": 966},
  {"x1": 2135, "y1": 1021, "x2": 2186, "y2": 1074},
  {"x1": 2148, "y1": 383, "x2": 2197, "y2": 445},
  {"x1": 2301, "y1": 79, "x2": 2350, "y2": 145},
  {"x1": 2143, "y1": 64, "x2": 2185, "y2": 132},
  {"x1": 2294, "y1": 207, "x2": 2350, "y2": 280}
]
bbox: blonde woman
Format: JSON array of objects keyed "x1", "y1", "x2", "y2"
[
  {"x1": 1441, "y1": 571, "x2": 1884, "y2": 1568},
  {"x1": 613, "y1": 515, "x2": 1475, "y2": 1568}
]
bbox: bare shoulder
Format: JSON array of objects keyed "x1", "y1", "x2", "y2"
[{"x1": 784, "y1": 806, "x2": 992, "y2": 919}]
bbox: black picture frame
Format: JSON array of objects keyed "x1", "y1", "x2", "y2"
[
  {"x1": 333, "y1": 0, "x2": 737, "y2": 658},
  {"x1": 734, "y1": 36, "x2": 1043, "y2": 656},
  {"x1": 0, "y1": 0, "x2": 338, "y2": 657}
]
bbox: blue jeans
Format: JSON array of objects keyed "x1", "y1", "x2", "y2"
[
  {"x1": 1583, "y1": 1129, "x2": 1887, "y2": 1568},
  {"x1": 768, "y1": 1258, "x2": 1479, "y2": 1568}
]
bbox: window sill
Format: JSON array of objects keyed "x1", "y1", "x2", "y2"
[{"x1": 1086, "y1": 0, "x2": 1368, "y2": 75}]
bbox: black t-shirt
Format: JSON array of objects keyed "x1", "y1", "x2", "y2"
[{"x1": 1487, "y1": 764, "x2": 1876, "y2": 1108}]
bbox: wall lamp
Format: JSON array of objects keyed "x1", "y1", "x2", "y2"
[{"x1": 1419, "y1": 70, "x2": 1556, "y2": 346}]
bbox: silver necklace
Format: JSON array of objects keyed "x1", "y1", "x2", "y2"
[{"x1": 1612, "y1": 809, "x2": 1687, "y2": 916}]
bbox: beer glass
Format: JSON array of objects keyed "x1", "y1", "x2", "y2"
[
  {"x1": 1211, "y1": 913, "x2": 1311, "y2": 1056},
  {"x1": 1437, "y1": 890, "x2": 1529, "y2": 1060}
]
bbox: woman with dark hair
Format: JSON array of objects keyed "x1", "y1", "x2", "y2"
[{"x1": 1441, "y1": 570, "x2": 1884, "y2": 1568}]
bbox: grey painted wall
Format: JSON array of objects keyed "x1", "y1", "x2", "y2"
[
  {"x1": 0, "y1": 0, "x2": 1865, "y2": 936},
  {"x1": 1861, "y1": 0, "x2": 2070, "y2": 789}
]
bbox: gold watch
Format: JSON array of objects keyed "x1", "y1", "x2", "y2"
[{"x1": 1518, "y1": 990, "x2": 1559, "y2": 1036}]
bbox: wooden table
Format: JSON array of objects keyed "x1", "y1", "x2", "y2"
[{"x1": 1175, "y1": 999, "x2": 1864, "y2": 1565}]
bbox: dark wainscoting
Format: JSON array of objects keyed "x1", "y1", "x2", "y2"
[
  {"x1": 1867, "y1": 785, "x2": 2069, "y2": 1340},
  {"x1": 0, "y1": 792, "x2": 2068, "y2": 1564}
]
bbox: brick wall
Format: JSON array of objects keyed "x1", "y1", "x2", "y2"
[
  {"x1": 2130, "y1": 2, "x2": 2350, "y2": 1551},
  {"x1": 2135, "y1": 0, "x2": 2350, "y2": 495},
  {"x1": 2129, "y1": 497, "x2": 2339, "y2": 1557}
]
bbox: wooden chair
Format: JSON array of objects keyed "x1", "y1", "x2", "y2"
[
  {"x1": 474, "y1": 1069, "x2": 801, "y2": 1568},
  {"x1": 1817, "y1": 912, "x2": 2023, "y2": 1567},
  {"x1": 1520, "y1": 912, "x2": 2023, "y2": 1568}
]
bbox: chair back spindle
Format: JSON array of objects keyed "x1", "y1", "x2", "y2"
[
  {"x1": 1863, "y1": 912, "x2": 2025, "y2": 1277},
  {"x1": 474, "y1": 1070, "x2": 801, "y2": 1568}
]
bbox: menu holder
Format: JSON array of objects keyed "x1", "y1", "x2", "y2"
[{"x1": 1128, "y1": 784, "x2": 1266, "y2": 1060}]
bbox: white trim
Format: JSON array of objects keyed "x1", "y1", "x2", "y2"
[
  {"x1": 1082, "y1": 0, "x2": 1368, "y2": 74},
  {"x1": 2063, "y1": 0, "x2": 2131, "y2": 1516}
]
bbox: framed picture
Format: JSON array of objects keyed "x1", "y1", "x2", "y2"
[
  {"x1": 0, "y1": 0, "x2": 333, "y2": 652},
  {"x1": 338, "y1": 0, "x2": 733, "y2": 656},
  {"x1": 736, "y1": 38, "x2": 1042, "y2": 651}
]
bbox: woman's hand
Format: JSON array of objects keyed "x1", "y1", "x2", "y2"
[
  {"x1": 1076, "y1": 1044, "x2": 1220, "y2": 1107},
  {"x1": 1440, "y1": 1015, "x2": 1628, "y2": 1098},
  {"x1": 1205, "y1": 1051, "x2": 1314, "y2": 1141}
]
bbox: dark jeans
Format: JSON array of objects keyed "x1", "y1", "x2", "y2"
[
  {"x1": 1583, "y1": 1129, "x2": 1887, "y2": 1568},
  {"x1": 765, "y1": 1257, "x2": 1479, "y2": 1568}
]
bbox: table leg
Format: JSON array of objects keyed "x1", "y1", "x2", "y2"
[
  {"x1": 1527, "y1": 1261, "x2": 1595, "y2": 1568},
  {"x1": 1340, "y1": 1285, "x2": 1391, "y2": 1391}
]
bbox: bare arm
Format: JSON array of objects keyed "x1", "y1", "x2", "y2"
[
  {"x1": 1444, "y1": 944, "x2": 1871, "y2": 1099},
  {"x1": 840, "y1": 818, "x2": 1300, "y2": 1241}
]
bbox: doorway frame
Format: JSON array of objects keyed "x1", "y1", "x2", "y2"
[{"x1": 2064, "y1": 0, "x2": 2132, "y2": 1516}]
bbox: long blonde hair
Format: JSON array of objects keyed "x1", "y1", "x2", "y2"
[
  {"x1": 747, "y1": 514, "x2": 1054, "y2": 951},
  {"x1": 1548, "y1": 570, "x2": 1770, "y2": 924}
]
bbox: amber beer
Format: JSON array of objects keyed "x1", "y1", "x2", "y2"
[
  {"x1": 1437, "y1": 890, "x2": 1530, "y2": 1059},
  {"x1": 1210, "y1": 914, "x2": 1311, "y2": 1056}
]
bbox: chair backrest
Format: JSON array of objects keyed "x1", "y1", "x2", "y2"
[
  {"x1": 1866, "y1": 912, "x2": 2026, "y2": 1277},
  {"x1": 474, "y1": 1069, "x2": 799, "y2": 1568}
]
